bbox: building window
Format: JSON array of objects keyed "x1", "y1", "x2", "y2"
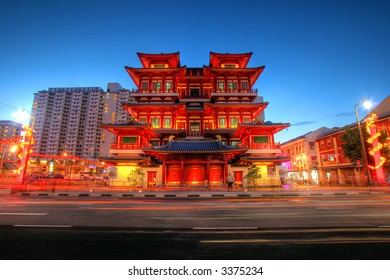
[
  {"x1": 190, "y1": 122, "x2": 200, "y2": 132},
  {"x1": 166, "y1": 82, "x2": 172, "y2": 91},
  {"x1": 122, "y1": 136, "x2": 136, "y2": 144},
  {"x1": 219, "y1": 118, "x2": 226, "y2": 128},
  {"x1": 230, "y1": 118, "x2": 239, "y2": 128},
  {"x1": 254, "y1": 136, "x2": 268, "y2": 143},
  {"x1": 164, "y1": 118, "x2": 172, "y2": 128},
  {"x1": 228, "y1": 82, "x2": 237, "y2": 91},
  {"x1": 153, "y1": 64, "x2": 165, "y2": 69},
  {"x1": 139, "y1": 117, "x2": 147, "y2": 123},
  {"x1": 327, "y1": 139, "x2": 332, "y2": 147},
  {"x1": 151, "y1": 117, "x2": 160, "y2": 128},
  {"x1": 243, "y1": 117, "x2": 251, "y2": 123},
  {"x1": 231, "y1": 141, "x2": 240, "y2": 146},
  {"x1": 152, "y1": 82, "x2": 161, "y2": 91},
  {"x1": 241, "y1": 81, "x2": 249, "y2": 91},
  {"x1": 218, "y1": 82, "x2": 224, "y2": 91},
  {"x1": 150, "y1": 141, "x2": 159, "y2": 146},
  {"x1": 141, "y1": 82, "x2": 149, "y2": 91}
]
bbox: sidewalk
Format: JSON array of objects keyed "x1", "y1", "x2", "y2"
[{"x1": 3, "y1": 182, "x2": 390, "y2": 199}]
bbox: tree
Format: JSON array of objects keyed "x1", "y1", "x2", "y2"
[
  {"x1": 244, "y1": 165, "x2": 261, "y2": 187},
  {"x1": 340, "y1": 127, "x2": 389, "y2": 168},
  {"x1": 340, "y1": 128, "x2": 366, "y2": 163},
  {"x1": 127, "y1": 168, "x2": 145, "y2": 187}
]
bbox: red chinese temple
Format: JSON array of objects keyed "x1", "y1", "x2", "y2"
[{"x1": 101, "y1": 52, "x2": 290, "y2": 187}]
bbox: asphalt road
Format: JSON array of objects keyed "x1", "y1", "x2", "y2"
[{"x1": 1, "y1": 194, "x2": 390, "y2": 259}]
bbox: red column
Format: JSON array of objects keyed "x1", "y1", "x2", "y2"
[
  {"x1": 224, "y1": 160, "x2": 229, "y2": 184},
  {"x1": 162, "y1": 160, "x2": 166, "y2": 185},
  {"x1": 180, "y1": 157, "x2": 185, "y2": 185}
]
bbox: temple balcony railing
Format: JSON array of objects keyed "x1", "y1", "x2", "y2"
[
  {"x1": 210, "y1": 89, "x2": 258, "y2": 102},
  {"x1": 187, "y1": 131, "x2": 203, "y2": 137},
  {"x1": 250, "y1": 142, "x2": 281, "y2": 149},
  {"x1": 109, "y1": 143, "x2": 143, "y2": 154},
  {"x1": 110, "y1": 143, "x2": 141, "y2": 150},
  {"x1": 213, "y1": 88, "x2": 258, "y2": 94},
  {"x1": 247, "y1": 142, "x2": 281, "y2": 154}
]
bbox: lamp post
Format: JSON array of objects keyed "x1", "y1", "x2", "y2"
[
  {"x1": 18, "y1": 109, "x2": 35, "y2": 184},
  {"x1": 354, "y1": 98, "x2": 372, "y2": 186}
]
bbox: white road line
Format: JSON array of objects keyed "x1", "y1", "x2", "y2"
[
  {"x1": 0, "y1": 213, "x2": 48, "y2": 216},
  {"x1": 13, "y1": 224, "x2": 72, "y2": 228},
  {"x1": 197, "y1": 208, "x2": 239, "y2": 211},
  {"x1": 193, "y1": 226, "x2": 258, "y2": 230},
  {"x1": 316, "y1": 207, "x2": 356, "y2": 210}
]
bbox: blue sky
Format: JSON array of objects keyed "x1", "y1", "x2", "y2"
[{"x1": 0, "y1": 0, "x2": 389, "y2": 143}]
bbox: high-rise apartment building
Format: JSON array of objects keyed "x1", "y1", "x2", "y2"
[
  {"x1": 31, "y1": 84, "x2": 131, "y2": 159},
  {"x1": 100, "y1": 83, "x2": 133, "y2": 157},
  {"x1": 0, "y1": 120, "x2": 23, "y2": 172}
]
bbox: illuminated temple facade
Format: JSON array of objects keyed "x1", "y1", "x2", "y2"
[{"x1": 101, "y1": 52, "x2": 290, "y2": 187}]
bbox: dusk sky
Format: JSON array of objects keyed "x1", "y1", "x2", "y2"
[{"x1": 0, "y1": 0, "x2": 389, "y2": 143}]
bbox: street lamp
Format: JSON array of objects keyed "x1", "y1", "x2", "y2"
[
  {"x1": 354, "y1": 98, "x2": 373, "y2": 186},
  {"x1": 18, "y1": 109, "x2": 35, "y2": 184}
]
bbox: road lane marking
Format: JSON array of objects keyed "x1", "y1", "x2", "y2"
[
  {"x1": 193, "y1": 226, "x2": 258, "y2": 230},
  {"x1": 316, "y1": 207, "x2": 356, "y2": 210},
  {"x1": 13, "y1": 224, "x2": 72, "y2": 228},
  {"x1": 201, "y1": 237, "x2": 390, "y2": 244},
  {"x1": 197, "y1": 208, "x2": 239, "y2": 211},
  {"x1": 0, "y1": 213, "x2": 48, "y2": 216}
]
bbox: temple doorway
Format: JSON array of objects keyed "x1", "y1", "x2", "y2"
[
  {"x1": 147, "y1": 171, "x2": 157, "y2": 188},
  {"x1": 185, "y1": 164, "x2": 206, "y2": 184},
  {"x1": 209, "y1": 164, "x2": 223, "y2": 185},
  {"x1": 166, "y1": 164, "x2": 181, "y2": 184}
]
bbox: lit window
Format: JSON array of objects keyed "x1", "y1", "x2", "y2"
[
  {"x1": 228, "y1": 82, "x2": 237, "y2": 91},
  {"x1": 164, "y1": 118, "x2": 171, "y2": 128},
  {"x1": 190, "y1": 123, "x2": 200, "y2": 132},
  {"x1": 166, "y1": 82, "x2": 172, "y2": 91},
  {"x1": 218, "y1": 82, "x2": 224, "y2": 91},
  {"x1": 151, "y1": 117, "x2": 160, "y2": 128},
  {"x1": 230, "y1": 118, "x2": 239, "y2": 128},
  {"x1": 122, "y1": 136, "x2": 136, "y2": 144},
  {"x1": 150, "y1": 141, "x2": 159, "y2": 146},
  {"x1": 219, "y1": 118, "x2": 226, "y2": 128},
  {"x1": 254, "y1": 136, "x2": 268, "y2": 143},
  {"x1": 152, "y1": 82, "x2": 161, "y2": 91},
  {"x1": 153, "y1": 64, "x2": 165, "y2": 68}
]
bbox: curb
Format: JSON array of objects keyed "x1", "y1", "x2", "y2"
[{"x1": 12, "y1": 190, "x2": 384, "y2": 199}]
